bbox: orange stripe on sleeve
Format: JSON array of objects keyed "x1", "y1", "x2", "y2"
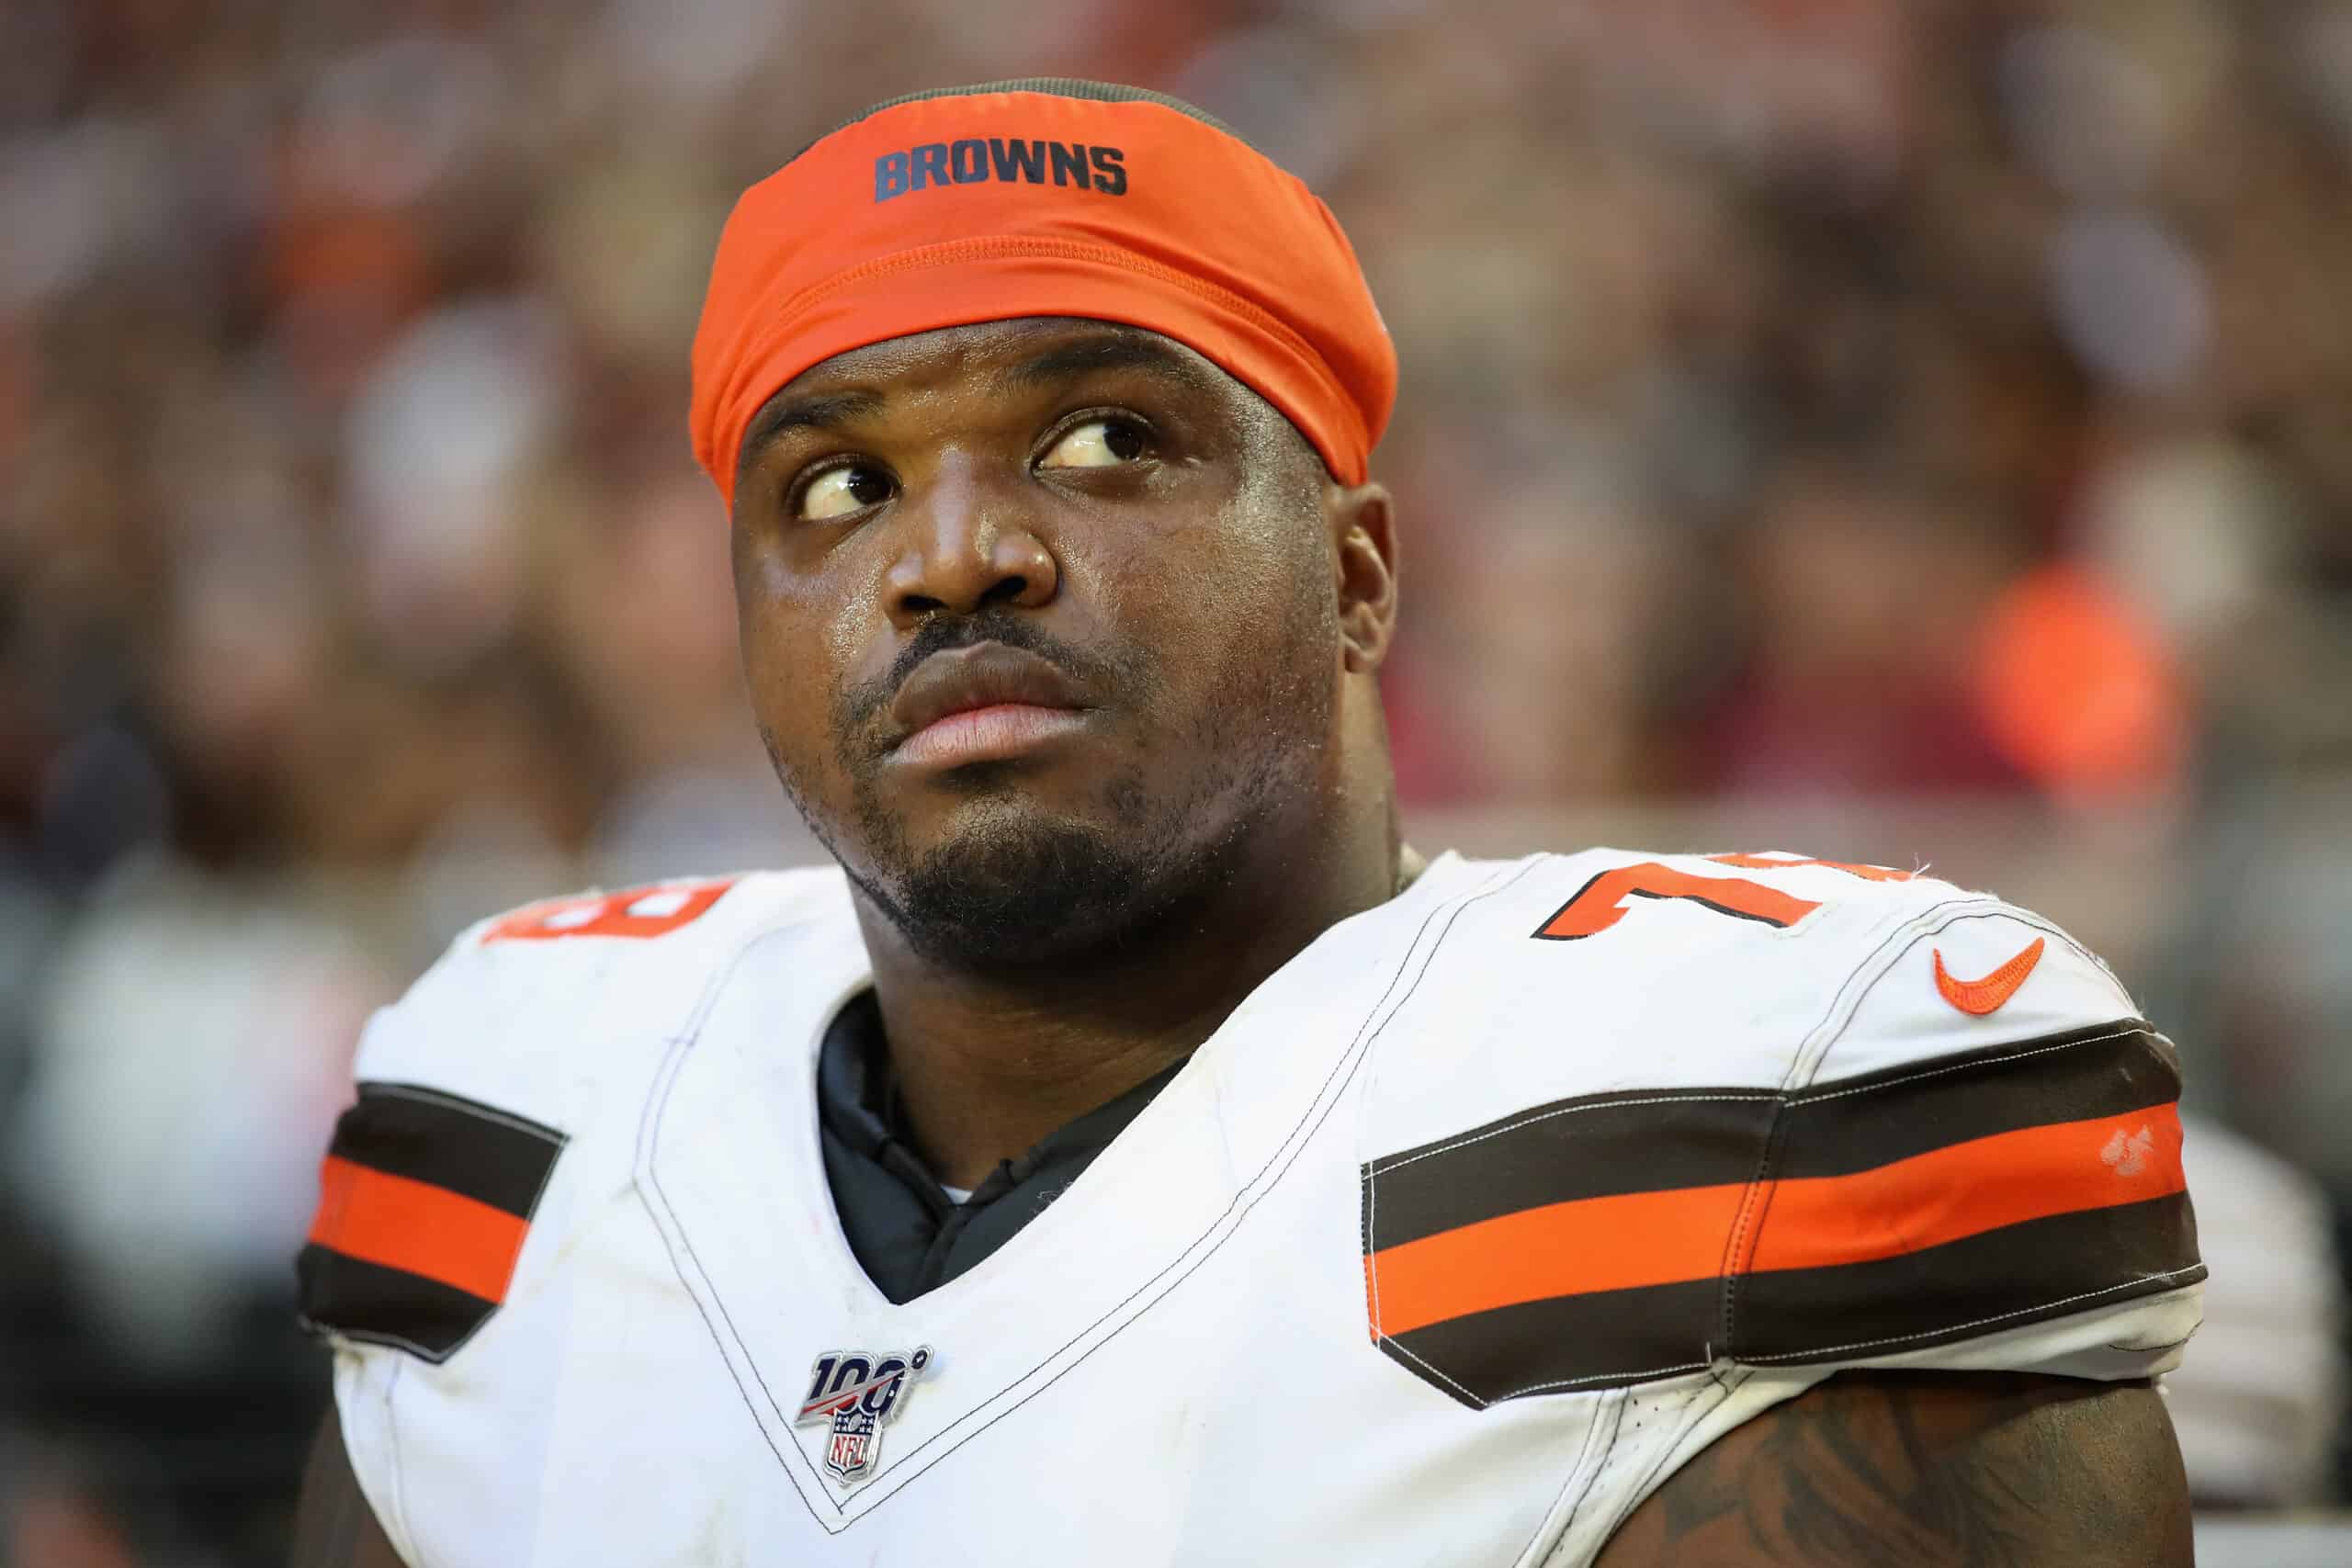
[
  {"x1": 1744, "y1": 1103, "x2": 2186, "y2": 1275},
  {"x1": 1371, "y1": 1181, "x2": 1751, "y2": 1338},
  {"x1": 308, "y1": 1155, "x2": 532, "y2": 1304},
  {"x1": 1368, "y1": 1103, "x2": 2185, "y2": 1339}
]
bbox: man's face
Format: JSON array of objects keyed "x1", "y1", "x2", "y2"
[{"x1": 730, "y1": 318, "x2": 1358, "y2": 970}]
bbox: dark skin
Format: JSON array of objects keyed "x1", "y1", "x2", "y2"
[
  {"x1": 290, "y1": 1413, "x2": 402, "y2": 1568},
  {"x1": 289, "y1": 318, "x2": 2192, "y2": 1565},
  {"x1": 1594, "y1": 1371, "x2": 2191, "y2": 1567},
  {"x1": 729, "y1": 317, "x2": 1405, "y2": 1187}
]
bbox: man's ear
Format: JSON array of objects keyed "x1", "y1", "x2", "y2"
[{"x1": 1329, "y1": 481, "x2": 1399, "y2": 674}]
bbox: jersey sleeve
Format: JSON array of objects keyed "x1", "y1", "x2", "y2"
[
  {"x1": 1579, "y1": 900, "x2": 2207, "y2": 1557},
  {"x1": 293, "y1": 874, "x2": 752, "y2": 1361},
  {"x1": 294, "y1": 908, "x2": 580, "y2": 1364},
  {"x1": 292, "y1": 872, "x2": 812, "y2": 1568},
  {"x1": 1724, "y1": 902, "x2": 2204, "y2": 1379}
]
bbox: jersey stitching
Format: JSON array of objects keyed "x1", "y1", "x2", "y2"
[
  {"x1": 1718, "y1": 1105, "x2": 1784, "y2": 1353},
  {"x1": 1552, "y1": 1388, "x2": 1629, "y2": 1554},
  {"x1": 319, "y1": 1323, "x2": 463, "y2": 1363},
  {"x1": 873, "y1": 859, "x2": 1546, "y2": 1495},
  {"x1": 1359, "y1": 1146, "x2": 1384, "y2": 1376},
  {"x1": 1996, "y1": 903, "x2": 2134, "y2": 1010},
  {"x1": 1352, "y1": 860, "x2": 1519, "y2": 1370},
  {"x1": 1788, "y1": 1022, "x2": 2159, "y2": 1105},
  {"x1": 357, "y1": 1080, "x2": 569, "y2": 1145},
  {"x1": 642, "y1": 1043, "x2": 820, "y2": 1512},
  {"x1": 1738, "y1": 1269, "x2": 2206, "y2": 1361},
  {"x1": 1361, "y1": 1021, "x2": 2158, "y2": 1160},
  {"x1": 1510, "y1": 1384, "x2": 1619, "y2": 1568},
  {"x1": 1725, "y1": 899, "x2": 2147, "y2": 1358},
  {"x1": 1774, "y1": 893, "x2": 1994, "y2": 1093},
  {"x1": 305, "y1": 1087, "x2": 573, "y2": 1361},
  {"x1": 1361, "y1": 863, "x2": 1782, "y2": 1404},
  {"x1": 1363, "y1": 880, "x2": 2134, "y2": 1408},
  {"x1": 511, "y1": 1126, "x2": 569, "y2": 1240},
  {"x1": 631, "y1": 921, "x2": 840, "y2": 1523},
  {"x1": 1571, "y1": 1384, "x2": 1697, "y2": 1555},
  {"x1": 1381, "y1": 1335, "x2": 1492, "y2": 1407},
  {"x1": 1712, "y1": 892, "x2": 1965, "y2": 1363},
  {"x1": 1600, "y1": 1371, "x2": 1743, "y2": 1551},
  {"x1": 1363, "y1": 857, "x2": 1572, "y2": 1375},
  {"x1": 1492, "y1": 1359, "x2": 1713, "y2": 1400},
  {"x1": 647, "y1": 859, "x2": 1540, "y2": 1523},
  {"x1": 1370, "y1": 886, "x2": 2155, "y2": 1404},
  {"x1": 1366, "y1": 1091, "x2": 1781, "y2": 1179},
  {"x1": 1726, "y1": 1017, "x2": 2163, "y2": 1371},
  {"x1": 1725, "y1": 894, "x2": 2049, "y2": 1358},
  {"x1": 384, "y1": 1359, "x2": 423, "y2": 1568}
]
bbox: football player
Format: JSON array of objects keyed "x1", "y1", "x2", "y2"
[{"x1": 291, "y1": 81, "x2": 2202, "y2": 1566}]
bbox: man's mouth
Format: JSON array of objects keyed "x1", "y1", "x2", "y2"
[{"x1": 886, "y1": 642, "x2": 1094, "y2": 768}]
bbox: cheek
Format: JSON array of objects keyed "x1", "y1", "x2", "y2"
[
  {"x1": 732, "y1": 547, "x2": 857, "y2": 766},
  {"x1": 1174, "y1": 514, "x2": 1334, "y2": 679}
]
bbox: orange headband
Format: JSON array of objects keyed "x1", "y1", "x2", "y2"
[{"x1": 689, "y1": 81, "x2": 1396, "y2": 509}]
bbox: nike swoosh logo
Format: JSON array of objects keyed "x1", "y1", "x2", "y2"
[{"x1": 1933, "y1": 937, "x2": 2045, "y2": 1015}]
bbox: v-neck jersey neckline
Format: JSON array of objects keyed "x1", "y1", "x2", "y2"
[
  {"x1": 812, "y1": 987, "x2": 1191, "y2": 1303},
  {"x1": 634, "y1": 850, "x2": 1500, "y2": 1521}
]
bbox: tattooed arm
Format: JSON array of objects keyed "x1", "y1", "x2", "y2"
[
  {"x1": 288, "y1": 1406, "x2": 408, "y2": 1568},
  {"x1": 1593, "y1": 1371, "x2": 2191, "y2": 1568}
]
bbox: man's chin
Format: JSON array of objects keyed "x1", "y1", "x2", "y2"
[{"x1": 853, "y1": 815, "x2": 1191, "y2": 972}]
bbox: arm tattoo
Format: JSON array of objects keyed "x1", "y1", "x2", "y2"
[{"x1": 1596, "y1": 1371, "x2": 2191, "y2": 1568}]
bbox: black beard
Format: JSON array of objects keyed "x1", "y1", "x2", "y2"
[
  {"x1": 850, "y1": 797, "x2": 1189, "y2": 969},
  {"x1": 769, "y1": 577, "x2": 1332, "y2": 972},
  {"x1": 764, "y1": 695, "x2": 1311, "y2": 975}
]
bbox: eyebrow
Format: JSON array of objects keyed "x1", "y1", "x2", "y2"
[
  {"x1": 732, "y1": 331, "x2": 1212, "y2": 488},
  {"x1": 734, "y1": 389, "x2": 887, "y2": 486},
  {"x1": 997, "y1": 333, "x2": 1215, "y2": 394}
]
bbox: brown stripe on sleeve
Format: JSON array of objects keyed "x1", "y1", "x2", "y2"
[
  {"x1": 327, "y1": 1082, "x2": 566, "y2": 1216},
  {"x1": 1773, "y1": 1020, "x2": 2180, "y2": 1179},
  {"x1": 298, "y1": 1082, "x2": 565, "y2": 1362},
  {"x1": 1363, "y1": 1089, "x2": 1777, "y2": 1251},
  {"x1": 296, "y1": 1249, "x2": 502, "y2": 1361},
  {"x1": 1729, "y1": 1195, "x2": 2203, "y2": 1364},
  {"x1": 1361, "y1": 1017, "x2": 2200, "y2": 1408},
  {"x1": 1377, "y1": 1278, "x2": 1726, "y2": 1407}
]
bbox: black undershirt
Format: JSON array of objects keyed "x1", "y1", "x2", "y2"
[{"x1": 815, "y1": 990, "x2": 1185, "y2": 1303}]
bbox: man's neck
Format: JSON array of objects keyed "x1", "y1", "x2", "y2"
[{"x1": 853, "y1": 829, "x2": 1421, "y2": 1191}]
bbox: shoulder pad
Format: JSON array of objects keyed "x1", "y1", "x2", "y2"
[
  {"x1": 355, "y1": 867, "x2": 853, "y2": 1117},
  {"x1": 1371, "y1": 849, "x2": 2013, "y2": 1139},
  {"x1": 1359, "y1": 849, "x2": 2199, "y2": 1407},
  {"x1": 298, "y1": 865, "x2": 855, "y2": 1360}
]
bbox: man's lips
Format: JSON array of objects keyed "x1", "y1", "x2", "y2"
[{"x1": 886, "y1": 642, "x2": 1093, "y2": 766}]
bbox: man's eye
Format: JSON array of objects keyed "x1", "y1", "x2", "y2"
[
  {"x1": 1038, "y1": 417, "x2": 1148, "y2": 470},
  {"x1": 797, "y1": 464, "x2": 894, "y2": 521}
]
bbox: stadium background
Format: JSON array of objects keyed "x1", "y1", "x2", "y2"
[{"x1": 3, "y1": 0, "x2": 2347, "y2": 1561}]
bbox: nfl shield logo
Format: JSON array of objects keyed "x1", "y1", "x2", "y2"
[
  {"x1": 795, "y1": 1346, "x2": 933, "y2": 1485},
  {"x1": 827, "y1": 1421, "x2": 871, "y2": 1477}
]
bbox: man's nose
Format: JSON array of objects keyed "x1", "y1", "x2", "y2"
[{"x1": 882, "y1": 457, "x2": 1058, "y2": 626}]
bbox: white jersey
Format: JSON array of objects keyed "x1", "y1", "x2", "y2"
[{"x1": 300, "y1": 850, "x2": 2203, "y2": 1566}]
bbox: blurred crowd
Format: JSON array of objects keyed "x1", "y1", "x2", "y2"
[{"x1": 4, "y1": 0, "x2": 2349, "y2": 1561}]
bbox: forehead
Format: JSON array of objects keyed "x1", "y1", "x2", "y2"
[
  {"x1": 729, "y1": 315, "x2": 1326, "y2": 502},
  {"x1": 768, "y1": 317, "x2": 1235, "y2": 405}
]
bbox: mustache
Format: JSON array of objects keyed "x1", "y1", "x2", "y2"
[{"x1": 839, "y1": 611, "x2": 1125, "y2": 736}]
